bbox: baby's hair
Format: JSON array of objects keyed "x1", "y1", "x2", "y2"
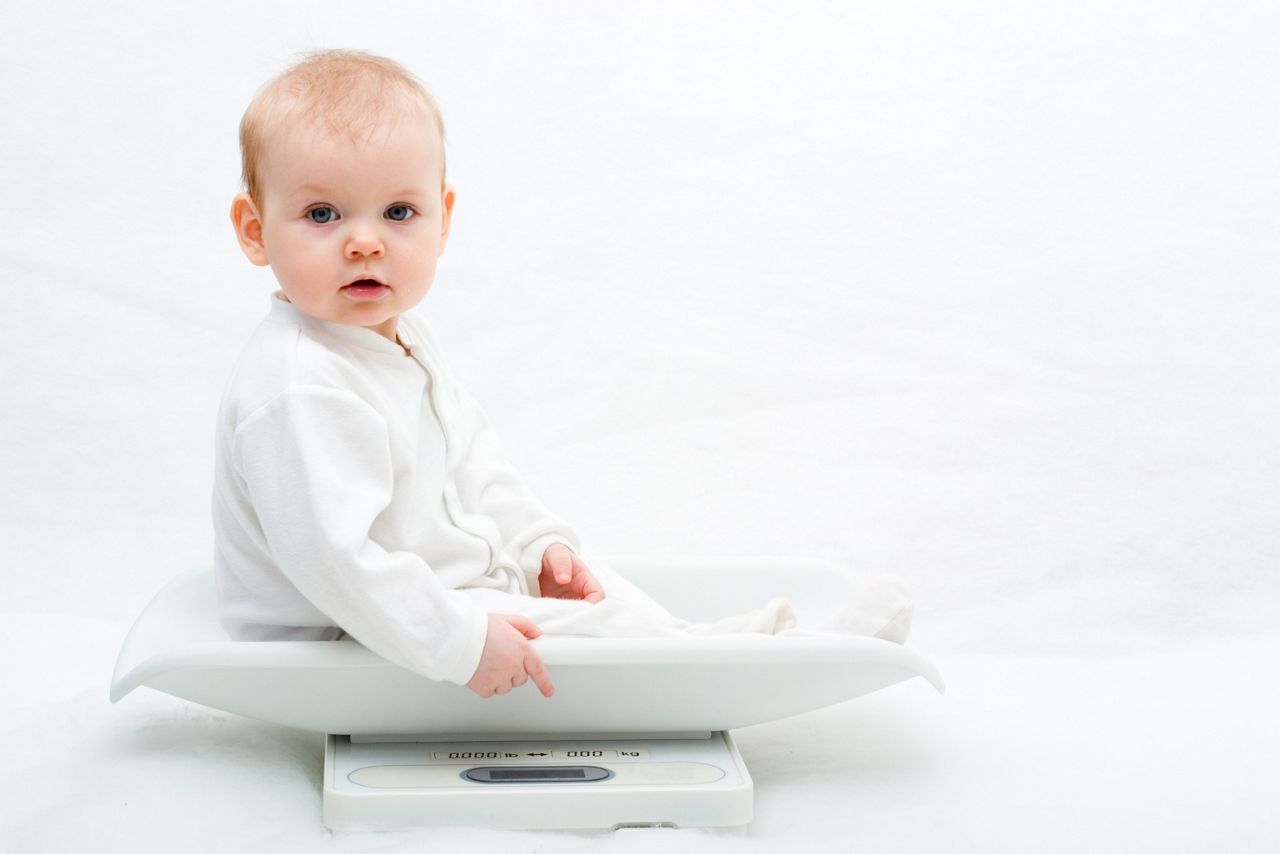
[{"x1": 238, "y1": 48, "x2": 447, "y2": 210}]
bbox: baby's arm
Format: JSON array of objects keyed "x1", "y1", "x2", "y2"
[
  {"x1": 449, "y1": 381, "x2": 582, "y2": 580},
  {"x1": 234, "y1": 386, "x2": 489, "y2": 686}
]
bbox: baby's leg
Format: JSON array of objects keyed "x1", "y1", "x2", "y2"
[
  {"x1": 592, "y1": 563, "x2": 915, "y2": 643},
  {"x1": 782, "y1": 573, "x2": 914, "y2": 643},
  {"x1": 459, "y1": 559, "x2": 797, "y2": 638},
  {"x1": 460, "y1": 561, "x2": 913, "y2": 643}
]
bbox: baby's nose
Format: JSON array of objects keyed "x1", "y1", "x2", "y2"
[{"x1": 344, "y1": 232, "x2": 385, "y2": 258}]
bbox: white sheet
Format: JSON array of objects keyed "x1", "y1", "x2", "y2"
[{"x1": 2, "y1": 1, "x2": 1278, "y2": 851}]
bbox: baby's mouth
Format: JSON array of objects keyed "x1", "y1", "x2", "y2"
[{"x1": 341, "y1": 279, "x2": 390, "y2": 298}]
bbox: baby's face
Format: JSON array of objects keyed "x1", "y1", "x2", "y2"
[{"x1": 243, "y1": 109, "x2": 453, "y2": 341}]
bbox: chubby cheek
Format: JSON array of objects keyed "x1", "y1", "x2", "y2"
[
  {"x1": 409, "y1": 249, "x2": 442, "y2": 285},
  {"x1": 390, "y1": 232, "x2": 441, "y2": 273},
  {"x1": 265, "y1": 230, "x2": 329, "y2": 292}
]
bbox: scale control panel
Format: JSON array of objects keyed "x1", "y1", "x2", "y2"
[
  {"x1": 330, "y1": 735, "x2": 742, "y2": 791},
  {"x1": 323, "y1": 732, "x2": 754, "y2": 830},
  {"x1": 430, "y1": 746, "x2": 647, "y2": 761}
]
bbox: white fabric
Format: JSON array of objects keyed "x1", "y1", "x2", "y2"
[
  {"x1": 459, "y1": 559, "x2": 799, "y2": 637},
  {"x1": 814, "y1": 573, "x2": 914, "y2": 642},
  {"x1": 212, "y1": 291, "x2": 583, "y2": 685},
  {"x1": 212, "y1": 293, "x2": 807, "y2": 687}
]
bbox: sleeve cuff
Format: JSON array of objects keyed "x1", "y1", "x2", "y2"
[{"x1": 440, "y1": 606, "x2": 490, "y2": 686}]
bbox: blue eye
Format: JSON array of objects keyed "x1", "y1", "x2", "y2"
[
  {"x1": 307, "y1": 206, "x2": 337, "y2": 224},
  {"x1": 385, "y1": 205, "x2": 415, "y2": 222}
]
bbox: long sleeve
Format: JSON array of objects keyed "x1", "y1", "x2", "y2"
[
  {"x1": 449, "y1": 382, "x2": 582, "y2": 584},
  {"x1": 232, "y1": 385, "x2": 488, "y2": 685}
]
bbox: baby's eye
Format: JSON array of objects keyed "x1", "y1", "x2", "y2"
[
  {"x1": 385, "y1": 205, "x2": 415, "y2": 222},
  {"x1": 306, "y1": 206, "x2": 338, "y2": 224}
]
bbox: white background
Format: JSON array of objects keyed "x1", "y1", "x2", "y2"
[{"x1": 2, "y1": 1, "x2": 1277, "y2": 851}]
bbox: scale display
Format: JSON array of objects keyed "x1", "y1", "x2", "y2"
[{"x1": 463, "y1": 765, "x2": 613, "y2": 783}]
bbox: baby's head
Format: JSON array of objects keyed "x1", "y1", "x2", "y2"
[{"x1": 231, "y1": 49, "x2": 455, "y2": 344}]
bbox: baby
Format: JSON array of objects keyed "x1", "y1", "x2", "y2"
[{"x1": 213, "y1": 49, "x2": 912, "y2": 700}]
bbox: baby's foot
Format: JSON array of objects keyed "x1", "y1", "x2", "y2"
[
  {"x1": 687, "y1": 596, "x2": 799, "y2": 636},
  {"x1": 817, "y1": 574, "x2": 913, "y2": 643}
]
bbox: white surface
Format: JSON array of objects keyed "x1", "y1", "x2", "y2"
[
  {"x1": 108, "y1": 558, "x2": 942, "y2": 734},
  {"x1": 2, "y1": 1, "x2": 1279, "y2": 851}
]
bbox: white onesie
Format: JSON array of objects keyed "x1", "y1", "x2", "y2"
[{"x1": 212, "y1": 292, "x2": 797, "y2": 687}]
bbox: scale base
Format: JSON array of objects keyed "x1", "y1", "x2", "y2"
[{"x1": 323, "y1": 731, "x2": 753, "y2": 831}]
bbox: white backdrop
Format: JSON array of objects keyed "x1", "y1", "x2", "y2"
[{"x1": 2, "y1": 2, "x2": 1277, "y2": 851}]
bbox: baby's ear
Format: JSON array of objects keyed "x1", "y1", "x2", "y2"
[
  {"x1": 230, "y1": 192, "x2": 270, "y2": 267},
  {"x1": 438, "y1": 184, "x2": 456, "y2": 253}
]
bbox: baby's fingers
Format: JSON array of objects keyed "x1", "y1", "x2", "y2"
[
  {"x1": 524, "y1": 648, "x2": 554, "y2": 698},
  {"x1": 501, "y1": 613, "x2": 543, "y2": 639},
  {"x1": 578, "y1": 572, "x2": 606, "y2": 603},
  {"x1": 547, "y1": 548, "x2": 573, "y2": 584}
]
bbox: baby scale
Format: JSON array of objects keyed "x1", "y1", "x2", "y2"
[
  {"x1": 326, "y1": 731, "x2": 751, "y2": 830},
  {"x1": 111, "y1": 556, "x2": 944, "y2": 831}
]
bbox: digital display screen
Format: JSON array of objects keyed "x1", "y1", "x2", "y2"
[{"x1": 489, "y1": 768, "x2": 588, "y2": 781}]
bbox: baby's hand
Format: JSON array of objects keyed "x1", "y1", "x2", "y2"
[
  {"x1": 466, "y1": 613, "x2": 554, "y2": 699},
  {"x1": 538, "y1": 543, "x2": 606, "y2": 603}
]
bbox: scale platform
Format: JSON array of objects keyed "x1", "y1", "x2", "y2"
[
  {"x1": 323, "y1": 731, "x2": 753, "y2": 831},
  {"x1": 111, "y1": 561, "x2": 944, "y2": 831}
]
